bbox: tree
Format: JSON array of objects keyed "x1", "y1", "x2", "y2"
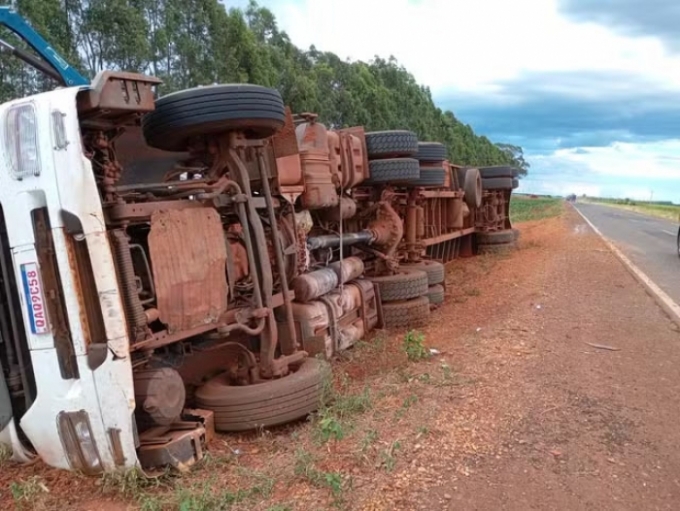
[
  {"x1": 0, "y1": 0, "x2": 528, "y2": 172},
  {"x1": 495, "y1": 144, "x2": 530, "y2": 176}
]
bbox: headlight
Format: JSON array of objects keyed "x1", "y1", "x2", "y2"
[{"x1": 57, "y1": 411, "x2": 103, "y2": 475}]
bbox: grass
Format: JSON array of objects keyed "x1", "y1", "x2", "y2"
[
  {"x1": 11, "y1": 476, "x2": 49, "y2": 510},
  {"x1": 293, "y1": 449, "x2": 348, "y2": 507},
  {"x1": 510, "y1": 195, "x2": 563, "y2": 223}
]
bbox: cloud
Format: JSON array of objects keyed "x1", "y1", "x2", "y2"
[
  {"x1": 438, "y1": 70, "x2": 680, "y2": 152},
  {"x1": 223, "y1": 0, "x2": 680, "y2": 202},
  {"x1": 558, "y1": 0, "x2": 680, "y2": 52},
  {"x1": 228, "y1": 0, "x2": 680, "y2": 93}
]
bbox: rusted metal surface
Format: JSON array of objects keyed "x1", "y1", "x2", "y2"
[
  {"x1": 32, "y1": 209, "x2": 79, "y2": 379},
  {"x1": 476, "y1": 190, "x2": 509, "y2": 232},
  {"x1": 148, "y1": 208, "x2": 228, "y2": 334},
  {"x1": 338, "y1": 126, "x2": 370, "y2": 188},
  {"x1": 83, "y1": 130, "x2": 124, "y2": 203},
  {"x1": 292, "y1": 268, "x2": 338, "y2": 303},
  {"x1": 137, "y1": 409, "x2": 213, "y2": 473},
  {"x1": 320, "y1": 196, "x2": 357, "y2": 222},
  {"x1": 133, "y1": 367, "x2": 186, "y2": 428},
  {"x1": 272, "y1": 108, "x2": 305, "y2": 202},
  {"x1": 329, "y1": 257, "x2": 364, "y2": 284},
  {"x1": 299, "y1": 149, "x2": 338, "y2": 209},
  {"x1": 78, "y1": 71, "x2": 161, "y2": 128},
  {"x1": 422, "y1": 227, "x2": 476, "y2": 246},
  {"x1": 329, "y1": 128, "x2": 369, "y2": 189},
  {"x1": 114, "y1": 126, "x2": 190, "y2": 186},
  {"x1": 110, "y1": 229, "x2": 148, "y2": 342}
]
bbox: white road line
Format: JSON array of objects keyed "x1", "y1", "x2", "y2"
[
  {"x1": 573, "y1": 205, "x2": 680, "y2": 329},
  {"x1": 662, "y1": 230, "x2": 676, "y2": 236}
]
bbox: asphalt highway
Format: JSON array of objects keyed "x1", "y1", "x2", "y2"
[{"x1": 575, "y1": 202, "x2": 680, "y2": 307}]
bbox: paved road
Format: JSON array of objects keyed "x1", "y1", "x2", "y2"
[{"x1": 575, "y1": 202, "x2": 680, "y2": 305}]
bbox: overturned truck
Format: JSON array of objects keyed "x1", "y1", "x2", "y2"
[{"x1": 0, "y1": 75, "x2": 519, "y2": 475}]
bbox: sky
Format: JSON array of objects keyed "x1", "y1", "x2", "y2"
[{"x1": 226, "y1": 0, "x2": 680, "y2": 201}]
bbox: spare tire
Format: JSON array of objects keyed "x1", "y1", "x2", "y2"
[
  {"x1": 416, "y1": 142, "x2": 447, "y2": 162},
  {"x1": 512, "y1": 178, "x2": 519, "y2": 189},
  {"x1": 365, "y1": 130, "x2": 418, "y2": 159},
  {"x1": 425, "y1": 284, "x2": 445, "y2": 305},
  {"x1": 195, "y1": 357, "x2": 330, "y2": 432},
  {"x1": 478, "y1": 241, "x2": 517, "y2": 255},
  {"x1": 477, "y1": 229, "x2": 515, "y2": 245},
  {"x1": 482, "y1": 177, "x2": 514, "y2": 190},
  {"x1": 143, "y1": 84, "x2": 286, "y2": 151},
  {"x1": 369, "y1": 268, "x2": 428, "y2": 302},
  {"x1": 408, "y1": 167, "x2": 447, "y2": 188},
  {"x1": 402, "y1": 260, "x2": 445, "y2": 285},
  {"x1": 382, "y1": 296, "x2": 430, "y2": 328},
  {"x1": 479, "y1": 166, "x2": 514, "y2": 178},
  {"x1": 367, "y1": 158, "x2": 420, "y2": 184},
  {"x1": 463, "y1": 168, "x2": 483, "y2": 208}
]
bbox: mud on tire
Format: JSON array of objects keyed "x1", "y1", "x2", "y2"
[
  {"x1": 365, "y1": 130, "x2": 418, "y2": 159},
  {"x1": 408, "y1": 167, "x2": 447, "y2": 188},
  {"x1": 195, "y1": 357, "x2": 330, "y2": 432},
  {"x1": 476, "y1": 229, "x2": 516, "y2": 245},
  {"x1": 382, "y1": 296, "x2": 430, "y2": 328},
  {"x1": 425, "y1": 284, "x2": 445, "y2": 305},
  {"x1": 463, "y1": 167, "x2": 483, "y2": 208},
  {"x1": 478, "y1": 240, "x2": 517, "y2": 255},
  {"x1": 402, "y1": 260, "x2": 445, "y2": 286},
  {"x1": 369, "y1": 268, "x2": 429, "y2": 302},
  {"x1": 143, "y1": 84, "x2": 286, "y2": 152}
]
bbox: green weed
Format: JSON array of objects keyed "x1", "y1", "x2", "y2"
[
  {"x1": 404, "y1": 330, "x2": 429, "y2": 362},
  {"x1": 10, "y1": 476, "x2": 48, "y2": 509}
]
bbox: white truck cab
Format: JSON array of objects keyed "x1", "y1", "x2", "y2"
[{"x1": 0, "y1": 84, "x2": 139, "y2": 473}]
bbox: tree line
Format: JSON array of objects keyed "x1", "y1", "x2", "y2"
[{"x1": 2, "y1": 0, "x2": 529, "y2": 173}]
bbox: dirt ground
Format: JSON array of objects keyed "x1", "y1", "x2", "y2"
[{"x1": 3, "y1": 205, "x2": 680, "y2": 510}]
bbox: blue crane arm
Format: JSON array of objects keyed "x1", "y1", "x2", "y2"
[{"x1": 0, "y1": 6, "x2": 88, "y2": 87}]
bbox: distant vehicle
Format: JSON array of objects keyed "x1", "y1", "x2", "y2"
[{"x1": 566, "y1": 194, "x2": 577, "y2": 203}]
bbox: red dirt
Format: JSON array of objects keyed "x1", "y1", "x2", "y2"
[{"x1": 3, "y1": 206, "x2": 680, "y2": 510}]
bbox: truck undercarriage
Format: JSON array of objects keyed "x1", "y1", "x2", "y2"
[{"x1": 0, "y1": 69, "x2": 519, "y2": 473}]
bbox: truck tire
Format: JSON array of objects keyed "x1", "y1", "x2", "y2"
[
  {"x1": 482, "y1": 177, "x2": 514, "y2": 190},
  {"x1": 407, "y1": 167, "x2": 447, "y2": 188},
  {"x1": 367, "y1": 158, "x2": 420, "y2": 184},
  {"x1": 478, "y1": 241, "x2": 517, "y2": 255},
  {"x1": 369, "y1": 268, "x2": 428, "y2": 302},
  {"x1": 479, "y1": 166, "x2": 514, "y2": 178},
  {"x1": 512, "y1": 178, "x2": 519, "y2": 189},
  {"x1": 402, "y1": 260, "x2": 445, "y2": 285},
  {"x1": 143, "y1": 84, "x2": 286, "y2": 152},
  {"x1": 195, "y1": 357, "x2": 330, "y2": 432},
  {"x1": 416, "y1": 142, "x2": 447, "y2": 162},
  {"x1": 513, "y1": 228, "x2": 520, "y2": 241},
  {"x1": 477, "y1": 229, "x2": 515, "y2": 245},
  {"x1": 365, "y1": 130, "x2": 418, "y2": 159},
  {"x1": 463, "y1": 167, "x2": 483, "y2": 208},
  {"x1": 382, "y1": 296, "x2": 430, "y2": 328},
  {"x1": 425, "y1": 284, "x2": 445, "y2": 305}
]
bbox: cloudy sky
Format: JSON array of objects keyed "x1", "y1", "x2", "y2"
[{"x1": 228, "y1": 0, "x2": 680, "y2": 201}]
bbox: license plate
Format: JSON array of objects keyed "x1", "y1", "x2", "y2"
[{"x1": 20, "y1": 262, "x2": 50, "y2": 335}]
